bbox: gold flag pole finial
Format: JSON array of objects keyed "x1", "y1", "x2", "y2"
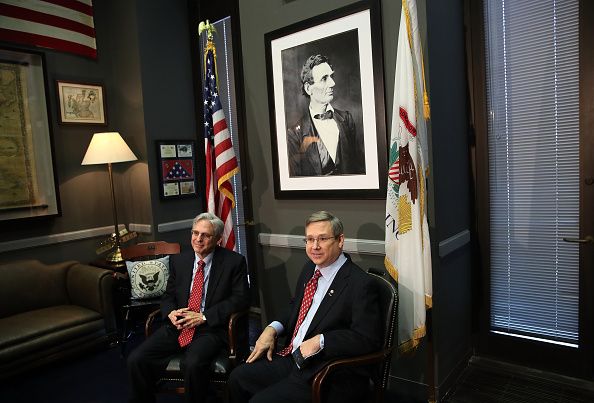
[{"x1": 198, "y1": 20, "x2": 217, "y2": 42}]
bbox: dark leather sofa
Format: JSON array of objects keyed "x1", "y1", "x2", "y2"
[{"x1": 0, "y1": 260, "x2": 117, "y2": 379}]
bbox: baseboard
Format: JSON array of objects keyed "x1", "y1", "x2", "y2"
[{"x1": 436, "y1": 348, "x2": 472, "y2": 401}]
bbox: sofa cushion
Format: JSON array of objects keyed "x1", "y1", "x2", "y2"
[
  {"x1": 0, "y1": 261, "x2": 73, "y2": 317},
  {"x1": 126, "y1": 256, "x2": 170, "y2": 300},
  {"x1": 0, "y1": 305, "x2": 103, "y2": 358}
]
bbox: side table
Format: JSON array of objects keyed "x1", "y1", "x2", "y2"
[{"x1": 89, "y1": 258, "x2": 161, "y2": 355}]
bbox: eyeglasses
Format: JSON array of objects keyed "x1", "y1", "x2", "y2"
[
  {"x1": 191, "y1": 230, "x2": 213, "y2": 239},
  {"x1": 303, "y1": 235, "x2": 338, "y2": 245}
]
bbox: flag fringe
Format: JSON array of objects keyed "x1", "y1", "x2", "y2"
[
  {"x1": 398, "y1": 325, "x2": 426, "y2": 354},
  {"x1": 217, "y1": 167, "x2": 239, "y2": 207},
  {"x1": 402, "y1": 0, "x2": 431, "y2": 121},
  {"x1": 204, "y1": 39, "x2": 217, "y2": 81},
  {"x1": 426, "y1": 294, "x2": 432, "y2": 309},
  {"x1": 384, "y1": 256, "x2": 399, "y2": 282}
]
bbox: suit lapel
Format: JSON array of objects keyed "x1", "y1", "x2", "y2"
[
  {"x1": 179, "y1": 252, "x2": 195, "y2": 306},
  {"x1": 306, "y1": 261, "x2": 351, "y2": 335},
  {"x1": 204, "y1": 247, "x2": 223, "y2": 308}
]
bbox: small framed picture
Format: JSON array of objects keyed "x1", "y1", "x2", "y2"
[
  {"x1": 156, "y1": 140, "x2": 198, "y2": 200},
  {"x1": 56, "y1": 80, "x2": 107, "y2": 125}
]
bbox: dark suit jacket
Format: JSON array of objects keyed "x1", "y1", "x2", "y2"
[
  {"x1": 278, "y1": 256, "x2": 381, "y2": 379},
  {"x1": 287, "y1": 108, "x2": 365, "y2": 177},
  {"x1": 161, "y1": 246, "x2": 249, "y2": 344}
]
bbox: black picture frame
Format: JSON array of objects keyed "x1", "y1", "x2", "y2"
[
  {"x1": 0, "y1": 47, "x2": 61, "y2": 221},
  {"x1": 156, "y1": 140, "x2": 198, "y2": 200},
  {"x1": 265, "y1": 0, "x2": 387, "y2": 199}
]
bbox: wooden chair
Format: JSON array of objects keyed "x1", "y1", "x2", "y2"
[
  {"x1": 119, "y1": 241, "x2": 181, "y2": 354},
  {"x1": 311, "y1": 268, "x2": 398, "y2": 403},
  {"x1": 144, "y1": 308, "x2": 249, "y2": 397}
]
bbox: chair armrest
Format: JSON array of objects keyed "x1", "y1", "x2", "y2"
[
  {"x1": 311, "y1": 347, "x2": 395, "y2": 403},
  {"x1": 145, "y1": 309, "x2": 161, "y2": 338},
  {"x1": 228, "y1": 309, "x2": 249, "y2": 363},
  {"x1": 66, "y1": 263, "x2": 116, "y2": 333}
]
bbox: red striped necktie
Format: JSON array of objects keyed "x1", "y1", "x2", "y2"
[
  {"x1": 278, "y1": 269, "x2": 322, "y2": 356},
  {"x1": 178, "y1": 260, "x2": 205, "y2": 347}
]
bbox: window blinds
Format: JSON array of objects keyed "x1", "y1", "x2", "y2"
[{"x1": 484, "y1": 0, "x2": 580, "y2": 345}]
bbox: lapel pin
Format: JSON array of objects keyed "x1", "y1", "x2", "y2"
[{"x1": 328, "y1": 289, "x2": 334, "y2": 297}]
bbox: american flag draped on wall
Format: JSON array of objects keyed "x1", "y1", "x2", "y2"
[
  {"x1": 384, "y1": 0, "x2": 432, "y2": 353},
  {"x1": 0, "y1": 0, "x2": 97, "y2": 59},
  {"x1": 203, "y1": 39, "x2": 239, "y2": 251}
]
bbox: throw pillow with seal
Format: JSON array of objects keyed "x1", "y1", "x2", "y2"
[{"x1": 126, "y1": 256, "x2": 170, "y2": 299}]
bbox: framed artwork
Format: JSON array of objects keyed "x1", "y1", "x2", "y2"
[
  {"x1": 56, "y1": 80, "x2": 107, "y2": 124},
  {"x1": 156, "y1": 140, "x2": 198, "y2": 200},
  {"x1": 0, "y1": 47, "x2": 61, "y2": 221},
  {"x1": 265, "y1": 0, "x2": 387, "y2": 199}
]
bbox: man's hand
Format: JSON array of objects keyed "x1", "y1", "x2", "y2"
[
  {"x1": 299, "y1": 334, "x2": 321, "y2": 358},
  {"x1": 246, "y1": 326, "x2": 277, "y2": 363},
  {"x1": 168, "y1": 308, "x2": 205, "y2": 330}
]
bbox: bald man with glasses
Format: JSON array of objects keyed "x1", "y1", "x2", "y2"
[
  {"x1": 128, "y1": 212, "x2": 249, "y2": 403},
  {"x1": 229, "y1": 211, "x2": 381, "y2": 403}
]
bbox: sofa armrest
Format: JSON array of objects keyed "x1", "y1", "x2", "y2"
[{"x1": 66, "y1": 263, "x2": 116, "y2": 334}]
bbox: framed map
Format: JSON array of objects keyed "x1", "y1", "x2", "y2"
[
  {"x1": 0, "y1": 48, "x2": 60, "y2": 221},
  {"x1": 56, "y1": 80, "x2": 107, "y2": 125}
]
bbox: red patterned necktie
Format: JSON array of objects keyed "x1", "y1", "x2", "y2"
[
  {"x1": 178, "y1": 260, "x2": 205, "y2": 347},
  {"x1": 278, "y1": 269, "x2": 322, "y2": 356}
]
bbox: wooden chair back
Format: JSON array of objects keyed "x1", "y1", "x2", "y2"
[{"x1": 121, "y1": 241, "x2": 180, "y2": 260}]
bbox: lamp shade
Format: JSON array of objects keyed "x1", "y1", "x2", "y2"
[{"x1": 81, "y1": 132, "x2": 138, "y2": 165}]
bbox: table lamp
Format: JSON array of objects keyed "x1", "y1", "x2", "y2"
[{"x1": 82, "y1": 132, "x2": 137, "y2": 263}]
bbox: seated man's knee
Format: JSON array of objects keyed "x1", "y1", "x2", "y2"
[{"x1": 127, "y1": 346, "x2": 144, "y2": 369}]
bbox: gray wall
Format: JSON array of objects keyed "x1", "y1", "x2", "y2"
[
  {"x1": 239, "y1": 0, "x2": 472, "y2": 400},
  {"x1": 0, "y1": 0, "x2": 199, "y2": 264}
]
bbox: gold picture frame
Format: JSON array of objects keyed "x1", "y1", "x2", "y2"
[
  {"x1": 0, "y1": 47, "x2": 60, "y2": 221},
  {"x1": 57, "y1": 80, "x2": 107, "y2": 125}
]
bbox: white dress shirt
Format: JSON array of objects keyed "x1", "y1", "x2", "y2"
[
  {"x1": 270, "y1": 253, "x2": 347, "y2": 353},
  {"x1": 310, "y1": 105, "x2": 339, "y2": 164}
]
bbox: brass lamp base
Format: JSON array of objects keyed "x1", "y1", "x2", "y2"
[{"x1": 106, "y1": 246, "x2": 124, "y2": 263}]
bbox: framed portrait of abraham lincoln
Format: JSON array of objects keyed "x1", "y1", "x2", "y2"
[{"x1": 265, "y1": 0, "x2": 387, "y2": 199}]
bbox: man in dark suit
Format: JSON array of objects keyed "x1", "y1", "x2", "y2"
[
  {"x1": 127, "y1": 212, "x2": 249, "y2": 403},
  {"x1": 287, "y1": 54, "x2": 365, "y2": 177},
  {"x1": 228, "y1": 211, "x2": 381, "y2": 403}
]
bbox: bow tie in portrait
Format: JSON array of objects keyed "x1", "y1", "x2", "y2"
[{"x1": 314, "y1": 110, "x2": 334, "y2": 120}]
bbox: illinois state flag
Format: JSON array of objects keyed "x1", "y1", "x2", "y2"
[{"x1": 385, "y1": 0, "x2": 432, "y2": 353}]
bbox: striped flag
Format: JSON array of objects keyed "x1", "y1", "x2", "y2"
[
  {"x1": 0, "y1": 0, "x2": 97, "y2": 59},
  {"x1": 384, "y1": 0, "x2": 432, "y2": 354},
  {"x1": 203, "y1": 39, "x2": 239, "y2": 251}
]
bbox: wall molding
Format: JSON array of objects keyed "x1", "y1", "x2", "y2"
[
  {"x1": 438, "y1": 229, "x2": 470, "y2": 258},
  {"x1": 129, "y1": 223, "x2": 152, "y2": 234},
  {"x1": 0, "y1": 225, "x2": 120, "y2": 253},
  {"x1": 259, "y1": 229, "x2": 471, "y2": 258},
  {"x1": 258, "y1": 233, "x2": 385, "y2": 256},
  {"x1": 0, "y1": 223, "x2": 152, "y2": 253},
  {"x1": 157, "y1": 218, "x2": 194, "y2": 233}
]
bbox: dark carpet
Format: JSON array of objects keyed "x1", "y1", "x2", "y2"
[
  {"x1": 2, "y1": 343, "x2": 135, "y2": 403},
  {"x1": 443, "y1": 358, "x2": 594, "y2": 403}
]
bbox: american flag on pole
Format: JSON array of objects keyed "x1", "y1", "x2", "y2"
[
  {"x1": 0, "y1": 0, "x2": 97, "y2": 59},
  {"x1": 385, "y1": 0, "x2": 432, "y2": 354},
  {"x1": 203, "y1": 39, "x2": 239, "y2": 251}
]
